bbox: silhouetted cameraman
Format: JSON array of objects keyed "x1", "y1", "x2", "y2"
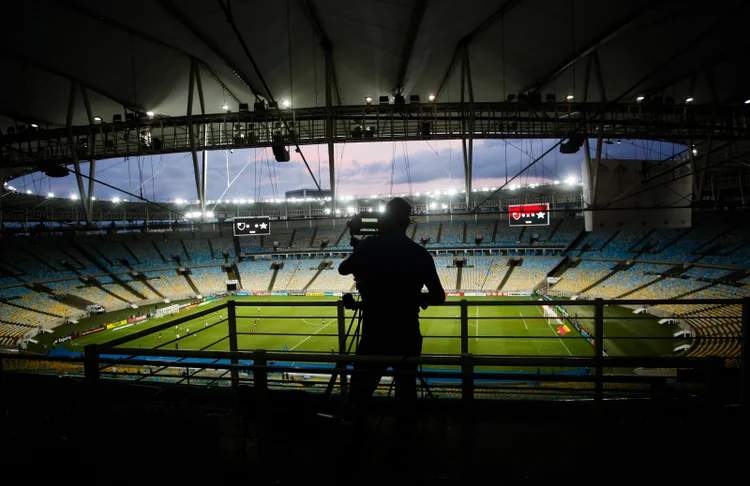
[{"x1": 339, "y1": 197, "x2": 445, "y2": 424}]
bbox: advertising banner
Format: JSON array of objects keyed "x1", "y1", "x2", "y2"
[
  {"x1": 254, "y1": 292, "x2": 270, "y2": 296},
  {"x1": 271, "y1": 291, "x2": 289, "y2": 296},
  {"x1": 289, "y1": 291, "x2": 306, "y2": 296},
  {"x1": 127, "y1": 315, "x2": 147, "y2": 324},
  {"x1": 446, "y1": 292, "x2": 463, "y2": 297},
  {"x1": 333, "y1": 292, "x2": 343, "y2": 297},
  {"x1": 323, "y1": 292, "x2": 334, "y2": 296},
  {"x1": 53, "y1": 335, "x2": 72, "y2": 345},
  {"x1": 236, "y1": 292, "x2": 251, "y2": 296},
  {"x1": 81, "y1": 326, "x2": 106, "y2": 337},
  {"x1": 307, "y1": 292, "x2": 324, "y2": 296}
]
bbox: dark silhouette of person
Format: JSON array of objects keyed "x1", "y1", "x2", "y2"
[{"x1": 339, "y1": 197, "x2": 445, "y2": 425}]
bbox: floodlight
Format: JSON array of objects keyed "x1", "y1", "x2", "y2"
[
  {"x1": 685, "y1": 97, "x2": 693, "y2": 103},
  {"x1": 566, "y1": 95, "x2": 574, "y2": 100},
  {"x1": 146, "y1": 111, "x2": 154, "y2": 117},
  {"x1": 94, "y1": 116, "x2": 102, "y2": 122},
  {"x1": 636, "y1": 96, "x2": 645, "y2": 102},
  {"x1": 745, "y1": 100, "x2": 750, "y2": 105},
  {"x1": 47, "y1": 192, "x2": 54, "y2": 198},
  {"x1": 70, "y1": 194, "x2": 78, "y2": 200},
  {"x1": 221, "y1": 104, "x2": 229, "y2": 111},
  {"x1": 282, "y1": 100, "x2": 290, "y2": 108},
  {"x1": 428, "y1": 94, "x2": 436, "y2": 102},
  {"x1": 565, "y1": 176, "x2": 576, "y2": 185},
  {"x1": 365, "y1": 96, "x2": 372, "y2": 104}
]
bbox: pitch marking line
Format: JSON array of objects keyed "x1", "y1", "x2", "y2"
[
  {"x1": 537, "y1": 306, "x2": 572, "y2": 356},
  {"x1": 290, "y1": 319, "x2": 336, "y2": 351},
  {"x1": 519, "y1": 312, "x2": 529, "y2": 330}
]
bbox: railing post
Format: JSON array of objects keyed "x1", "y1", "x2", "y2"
[
  {"x1": 227, "y1": 300, "x2": 239, "y2": 388},
  {"x1": 460, "y1": 299, "x2": 469, "y2": 354},
  {"x1": 741, "y1": 298, "x2": 749, "y2": 414},
  {"x1": 594, "y1": 298, "x2": 604, "y2": 403},
  {"x1": 461, "y1": 352, "x2": 474, "y2": 484},
  {"x1": 83, "y1": 344, "x2": 100, "y2": 385},
  {"x1": 252, "y1": 349, "x2": 270, "y2": 483},
  {"x1": 336, "y1": 300, "x2": 348, "y2": 396}
]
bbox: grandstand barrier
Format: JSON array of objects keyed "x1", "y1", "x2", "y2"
[{"x1": 658, "y1": 318, "x2": 677, "y2": 325}]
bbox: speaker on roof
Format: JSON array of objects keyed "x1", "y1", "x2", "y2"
[{"x1": 272, "y1": 134, "x2": 290, "y2": 162}]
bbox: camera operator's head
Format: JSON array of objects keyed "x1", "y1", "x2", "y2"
[{"x1": 382, "y1": 197, "x2": 411, "y2": 234}]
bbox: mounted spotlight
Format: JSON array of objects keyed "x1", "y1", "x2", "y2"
[
  {"x1": 566, "y1": 95, "x2": 574, "y2": 101},
  {"x1": 685, "y1": 97, "x2": 694, "y2": 103},
  {"x1": 428, "y1": 94, "x2": 436, "y2": 102},
  {"x1": 636, "y1": 96, "x2": 645, "y2": 102},
  {"x1": 146, "y1": 111, "x2": 155, "y2": 118},
  {"x1": 365, "y1": 96, "x2": 373, "y2": 105},
  {"x1": 282, "y1": 100, "x2": 290, "y2": 108},
  {"x1": 221, "y1": 104, "x2": 229, "y2": 111},
  {"x1": 93, "y1": 116, "x2": 102, "y2": 122}
]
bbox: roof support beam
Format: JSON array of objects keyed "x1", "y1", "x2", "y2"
[
  {"x1": 0, "y1": 49, "x2": 145, "y2": 115},
  {"x1": 300, "y1": 0, "x2": 342, "y2": 106},
  {"x1": 195, "y1": 62, "x2": 209, "y2": 219},
  {"x1": 394, "y1": 0, "x2": 427, "y2": 94},
  {"x1": 156, "y1": 0, "x2": 263, "y2": 100},
  {"x1": 523, "y1": 0, "x2": 659, "y2": 95},
  {"x1": 435, "y1": 0, "x2": 521, "y2": 99},
  {"x1": 80, "y1": 86, "x2": 97, "y2": 215},
  {"x1": 66, "y1": 82, "x2": 92, "y2": 225},
  {"x1": 325, "y1": 48, "x2": 336, "y2": 216},
  {"x1": 187, "y1": 59, "x2": 204, "y2": 217},
  {"x1": 460, "y1": 45, "x2": 474, "y2": 207}
]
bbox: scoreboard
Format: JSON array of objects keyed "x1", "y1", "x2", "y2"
[
  {"x1": 508, "y1": 203, "x2": 550, "y2": 227},
  {"x1": 233, "y1": 216, "x2": 271, "y2": 236}
]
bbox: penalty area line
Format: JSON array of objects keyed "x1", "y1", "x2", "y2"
[{"x1": 290, "y1": 319, "x2": 336, "y2": 351}]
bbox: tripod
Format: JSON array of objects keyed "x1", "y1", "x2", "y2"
[{"x1": 323, "y1": 295, "x2": 434, "y2": 404}]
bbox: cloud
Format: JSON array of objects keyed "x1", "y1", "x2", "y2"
[{"x1": 16, "y1": 139, "x2": 683, "y2": 201}]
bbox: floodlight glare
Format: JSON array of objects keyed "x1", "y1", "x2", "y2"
[
  {"x1": 745, "y1": 100, "x2": 750, "y2": 105},
  {"x1": 365, "y1": 96, "x2": 373, "y2": 104},
  {"x1": 47, "y1": 192, "x2": 54, "y2": 198},
  {"x1": 565, "y1": 176, "x2": 576, "y2": 185},
  {"x1": 685, "y1": 97, "x2": 694, "y2": 103},
  {"x1": 566, "y1": 95, "x2": 574, "y2": 100},
  {"x1": 146, "y1": 111, "x2": 154, "y2": 117},
  {"x1": 93, "y1": 116, "x2": 102, "y2": 122},
  {"x1": 282, "y1": 100, "x2": 290, "y2": 108},
  {"x1": 428, "y1": 94, "x2": 436, "y2": 101},
  {"x1": 636, "y1": 96, "x2": 645, "y2": 102},
  {"x1": 221, "y1": 104, "x2": 229, "y2": 111}
]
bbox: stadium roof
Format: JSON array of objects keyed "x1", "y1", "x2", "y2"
[{"x1": 2, "y1": 0, "x2": 749, "y2": 128}]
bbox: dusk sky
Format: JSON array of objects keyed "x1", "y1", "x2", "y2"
[{"x1": 11, "y1": 139, "x2": 683, "y2": 202}]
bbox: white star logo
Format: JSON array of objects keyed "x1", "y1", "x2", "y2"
[
  {"x1": 259, "y1": 222, "x2": 268, "y2": 230},
  {"x1": 536, "y1": 211, "x2": 545, "y2": 219}
]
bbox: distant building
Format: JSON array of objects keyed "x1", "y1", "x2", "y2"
[{"x1": 285, "y1": 188, "x2": 332, "y2": 199}]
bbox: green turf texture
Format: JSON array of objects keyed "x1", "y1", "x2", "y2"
[{"x1": 29, "y1": 296, "x2": 679, "y2": 370}]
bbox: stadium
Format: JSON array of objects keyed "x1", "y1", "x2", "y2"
[{"x1": 0, "y1": 0, "x2": 748, "y2": 483}]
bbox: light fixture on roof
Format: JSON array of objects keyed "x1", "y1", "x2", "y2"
[
  {"x1": 428, "y1": 94, "x2": 436, "y2": 102},
  {"x1": 378, "y1": 205, "x2": 385, "y2": 213},
  {"x1": 93, "y1": 116, "x2": 102, "y2": 122},
  {"x1": 30, "y1": 123, "x2": 38, "y2": 128},
  {"x1": 745, "y1": 99, "x2": 750, "y2": 105},
  {"x1": 47, "y1": 192, "x2": 54, "y2": 198},
  {"x1": 365, "y1": 96, "x2": 373, "y2": 105},
  {"x1": 70, "y1": 194, "x2": 78, "y2": 200},
  {"x1": 282, "y1": 100, "x2": 290, "y2": 108},
  {"x1": 91, "y1": 197, "x2": 96, "y2": 201},
  {"x1": 221, "y1": 104, "x2": 229, "y2": 111},
  {"x1": 112, "y1": 197, "x2": 120, "y2": 203},
  {"x1": 26, "y1": 189, "x2": 32, "y2": 194},
  {"x1": 692, "y1": 148, "x2": 698, "y2": 156},
  {"x1": 565, "y1": 176, "x2": 576, "y2": 185},
  {"x1": 146, "y1": 111, "x2": 154, "y2": 117},
  {"x1": 566, "y1": 94, "x2": 574, "y2": 101},
  {"x1": 685, "y1": 97, "x2": 694, "y2": 103},
  {"x1": 636, "y1": 96, "x2": 645, "y2": 102}
]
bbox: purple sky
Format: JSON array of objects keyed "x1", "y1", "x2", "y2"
[{"x1": 12, "y1": 138, "x2": 684, "y2": 202}]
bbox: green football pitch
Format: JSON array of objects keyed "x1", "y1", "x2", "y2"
[{"x1": 30, "y1": 296, "x2": 680, "y2": 368}]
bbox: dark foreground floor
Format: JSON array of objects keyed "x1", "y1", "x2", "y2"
[{"x1": 0, "y1": 373, "x2": 743, "y2": 484}]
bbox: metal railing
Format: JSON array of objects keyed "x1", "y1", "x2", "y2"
[
  {"x1": 2, "y1": 297, "x2": 746, "y2": 406},
  {"x1": 3, "y1": 101, "x2": 749, "y2": 167}
]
